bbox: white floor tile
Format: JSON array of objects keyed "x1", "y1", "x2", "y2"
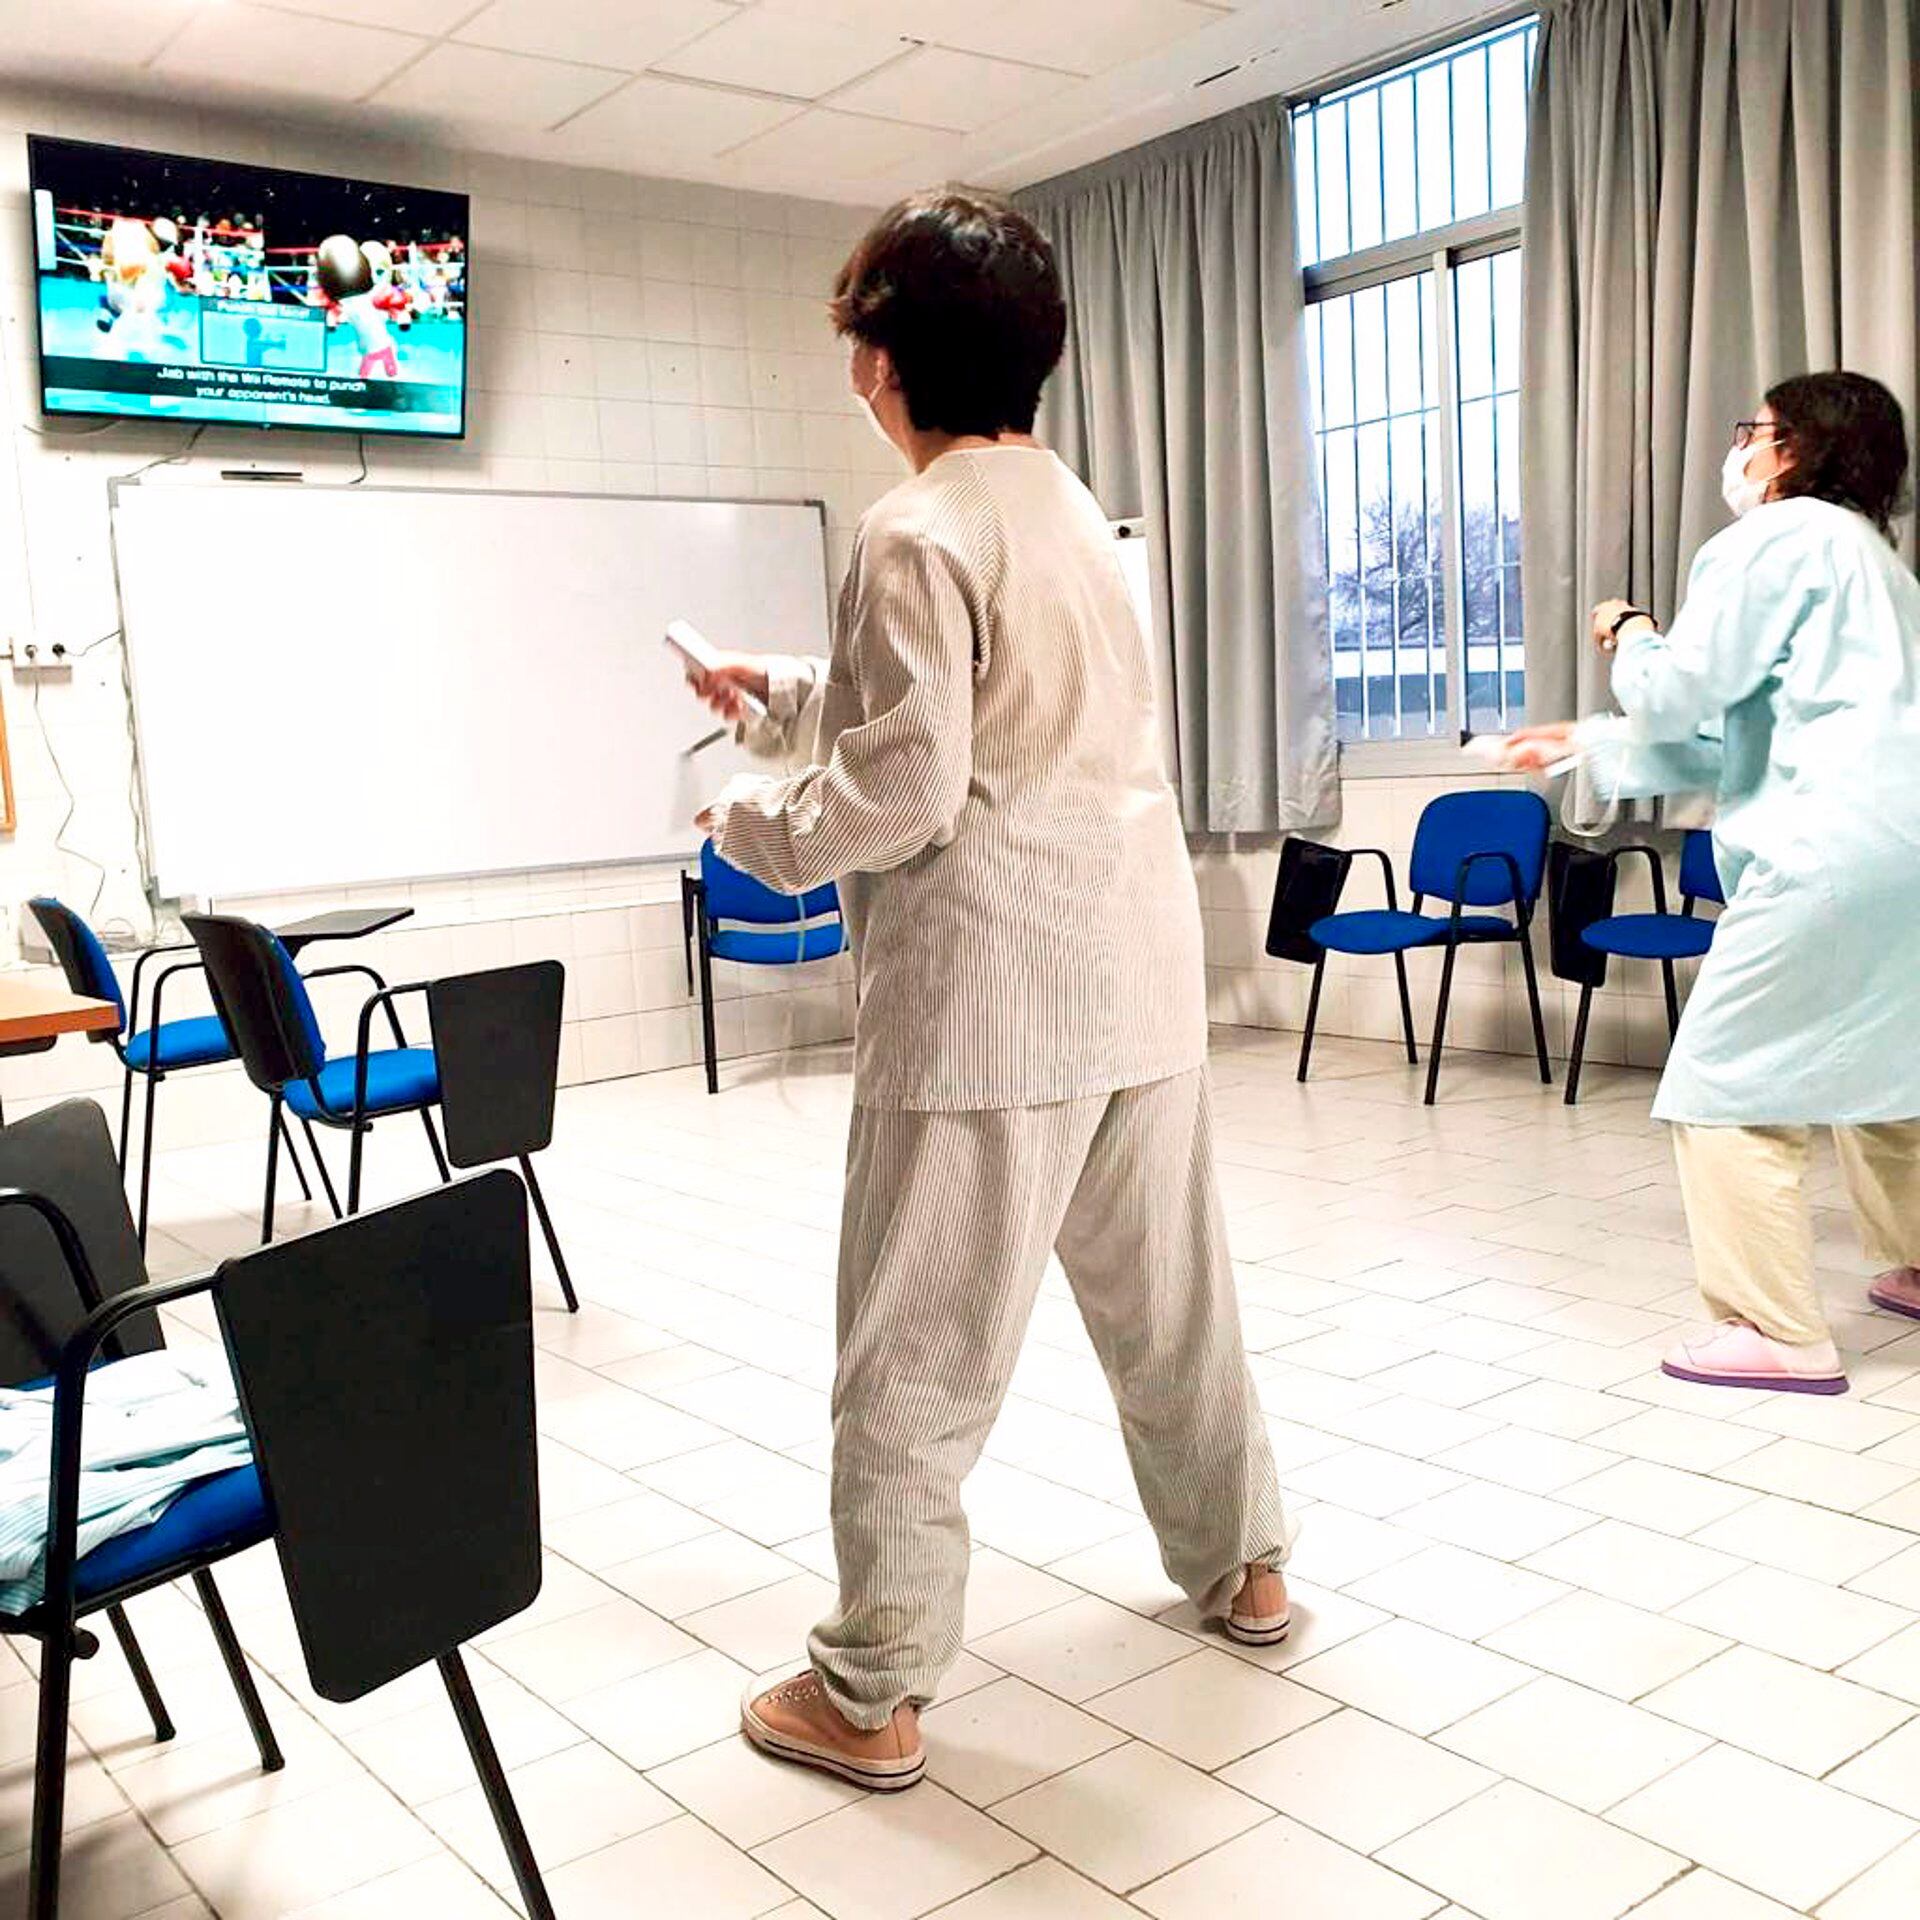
[
  {"x1": 602, "y1": 1531, "x2": 801, "y2": 1617},
  {"x1": 1284, "y1": 1619, "x2": 1531, "y2": 1735},
  {"x1": 1134, "y1": 1812, "x2": 1444, "y2": 1920},
  {"x1": 961, "y1": 1550, "x2": 1082, "y2": 1640},
  {"x1": 1690, "y1": 1498, "x2": 1912, "y2": 1586},
  {"x1": 914, "y1": 1857, "x2": 1139, "y2": 1918},
  {"x1": 1520, "y1": 1519, "x2": 1748, "y2": 1612},
  {"x1": 1085, "y1": 1649, "x2": 1335, "y2": 1770},
  {"x1": 483, "y1": 1597, "x2": 699, "y2": 1703},
  {"x1": 1718, "y1": 1440, "x2": 1919, "y2": 1516},
  {"x1": 0, "y1": 1812, "x2": 194, "y2": 1920},
  {"x1": 1219, "y1": 1707, "x2": 1494, "y2": 1852},
  {"x1": 648, "y1": 1735, "x2": 862, "y2": 1847},
  {"x1": 1822, "y1": 1831, "x2": 1920, "y2": 1920},
  {"x1": 1562, "y1": 1460, "x2": 1762, "y2": 1537},
  {"x1": 1840, "y1": 1622, "x2": 1920, "y2": 1706},
  {"x1": 566, "y1": 1648, "x2": 759, "y2": 1771},
  {"x1": 992, "y1": 1743, "x2": 1265, "y2": 1895},
  {"x1": 754, "y1": 1782, "x2": 1036, "y2": 1920},
  {"x1": 1484, "y1": 1591, "x2": 1729, "y2": 1700},
  {"x1": 1669, "y1": 1566, "x2": 1915, "y2": 1671},
  {"x1": 1611, "y1": 1869, "x2": 1800, "y2": 1920},
  {"x1": 1611, "y1": 1744, "x2": 1917, "y2": 1912},
  {"x1": 547, "y1": 1814, "x2": 790, "y2": 1920},
  {"x1": 1641, "y1": 1645, "x2": 1912, "y2": 1776},
  {"x1": 970, "y1": 1597, "x2": 1193, "y2": 1704},
  {"x1": 285, "y1": 1853, "x2": 515, "y2": 1917},
  {"x1": 1827, "y1": 1718, "x2": 1920, "y2": 1821},
  {"x1": 921, "y1": 1676, "x2": 1126, "y2": 1806},
  {"x1": 679, "y1": 1572, "x2": 841, "y2": 1672},
  {"x1": 1435, "y1": 1675, "x2": 1710, "y2": 1812},
  {"x1": 1380, "y1": 1779, "x2": 1684, "y2": 1920},
  {"x1": 1348, "y1": 1542, "x2": 1567, "y2": 1638}
]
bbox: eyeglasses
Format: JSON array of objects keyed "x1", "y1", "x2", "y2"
[{"x1": 1733, "y1": 420, "x2": 1791, "y2": 450}]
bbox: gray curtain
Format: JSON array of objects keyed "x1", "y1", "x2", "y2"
[
  {"x1": 1522, "y1": 0, "x2": 1920, "y2": 728},
  {"x1": 1018, "y1": 102, "x2": 1340, "y2": 835}
]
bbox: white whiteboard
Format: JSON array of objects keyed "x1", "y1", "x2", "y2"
[{"x1": 111, "y1": 482, "x2": 831, "y2": 898}]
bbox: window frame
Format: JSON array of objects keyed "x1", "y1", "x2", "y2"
[{"x1": 1288, "y1": 13, "x2": 1535, "y2": 772}]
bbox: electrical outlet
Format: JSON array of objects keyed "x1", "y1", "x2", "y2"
[{"x1": 10, "y1": 636, "x2": 73, "y2": 676}]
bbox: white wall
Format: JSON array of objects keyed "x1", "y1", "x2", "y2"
[
  {"x1": 0, "y1": 85, "x2": 891, "y2": 1139},
  {"x1": 1197, "y1": 770, "x2": 1704, "y2": 1079}
]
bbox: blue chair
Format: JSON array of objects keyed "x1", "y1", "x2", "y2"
[
  {"x1": 681, "y1": 841, "x2": 846, "y2": 1095},
  {"x1": 26, "y1": 897, "x2": 313, "y2": 1247},
  {"x1": 180, "y1": 915, "x2": 578, "y2": 1313},
  {"x1": 0, "y1": 1101, "x2": 281, "y2": 1920},
  {"x1": 1563, "y1": 829, "x2": 1724, "y2": 1104},
  {"x1": 1281, "y1": 790, "x2": 1554, "y2": 1105}
]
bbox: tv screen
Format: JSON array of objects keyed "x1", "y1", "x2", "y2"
[{"x1": 28, "y1": 135, "x2": 468, "y2": 438}]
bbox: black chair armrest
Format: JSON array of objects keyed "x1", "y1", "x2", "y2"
[
  {"x1": 127, "y1": 943, "x2": 204, "y2": 1044},
  {"x1": 303, "y1": 963, "x2": 413, "y2": 1050},
  {"x1": 1446, "y1": 851, "x2": 1531, "y2": 929},
  {"x1": 340, "y1": 982, "x2": 433, "y2": 1126},
  {"x1": 142, "y1": 959, "x2": 209, "y2": 1054},
  {"x1": 1598, "y1": 842, "x2": 1671, "y2": 916}
]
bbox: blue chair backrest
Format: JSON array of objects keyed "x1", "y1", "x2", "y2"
[
  {"x1": 1679, "y1": 829, "x2": 1724, "y2": 906},
  {"x1": 1408, "y1": 791, "x2": 1551, "y2": 908},
  {"x1": 699, "y1": 842, "x2": 839, "y2": 926},
  {"x1": 181, "y1": 914, "x2": 328, "y2": 1093},
  {"x1": 27, "y1": 898, "x2": 126, "y2": 1031}
]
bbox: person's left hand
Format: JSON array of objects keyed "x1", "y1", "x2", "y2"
[{"x1": 694, "y1": 806, "x2": 715, "y2": 834}]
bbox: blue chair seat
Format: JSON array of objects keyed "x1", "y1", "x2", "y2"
[
  {"x1": 710, "y1": 924, "x2": 848, "y2": 966},
  {"x1": 1310, "y1": 910, "x2": 1515, "y2": 956},
  {"x1": 66, "y1": 1464, "x2": 269, "y2": 1608},
  {"x1": 286, "y1": 1048, "x2": 441, "y2": 1122},
  {"x1": 1582, "y1": 914, "x2": 1716, "y2": 961},
  {"x1": 123, "y1": 1016, "x2": 235, "y2": 1074}
]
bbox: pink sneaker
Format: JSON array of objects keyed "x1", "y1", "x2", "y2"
[
  {"x1": 1662, "y1": 1321, "x2": 1847, "y2": 1395},
  {"x1": 1869, "y1": 1267, "x2": 1920, "y2": 1323}
]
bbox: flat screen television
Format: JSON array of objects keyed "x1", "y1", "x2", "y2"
[{"x1": 28, "y1": 135, "x2": 469, "y2": 438}]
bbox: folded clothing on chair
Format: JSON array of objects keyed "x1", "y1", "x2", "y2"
[{"x1": 0, "y1": 1350, "x2": 253, "y2": 1612}]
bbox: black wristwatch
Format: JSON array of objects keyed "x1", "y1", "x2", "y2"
[{"x1": 1609, "y1": 606, "x2": 1654, "y2": 642}]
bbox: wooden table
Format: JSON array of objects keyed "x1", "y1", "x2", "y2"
[{"x1": 0, "y1": 974, "x2": 120, "y2": 1046}]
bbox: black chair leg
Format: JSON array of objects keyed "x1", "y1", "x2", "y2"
[
  {"x1": 348, "y1": 1122, "x2": 368, "y2": 1217},
  {"x1": 696, "y1": 921, "x2": 719, "y2": 1097},
  {"x1": 1661, "y1": 958, "x2": 1681, "y2": 1038},
  {"x1": 420, "y1": 1109, "x2": 452, "y2": 1185},
  {"x1": 278, "y1": 1110, "x2": 314, "y2": 1204},
  {"x1": 192, "y1": 1570, "x2": 284, "y2": 1773},
  {"x1": 117, "y1": 1067, "x2": 135, "y2": 1176},
  {"x1": 260, "y1": 1099, "x2": 283, "y2": 1245},
  {"x1": 1519, "y1": 931, "x2": 1553, "y2": 1085},
  {"x1": 1424, "y1": 941, "x2": 1460, "y2": 1106},
  {"x1": 301, "y1": 1116, "x2": 344, "y2": 1219},
  {"x1": 439, "y1": 1649, "x2": 555, "y2": 1920},
  {"x1": 28, "y1": 1628, "x2": 75, "y2": 1920},
  {"x1": 1297, "y1": 955, "x2": 1326, "y2": 1083},
  {"x1": 136, "y1": 1070, "x2": 161, "y2": 1250},
  {"x1": 519, "y1": 1156, "x2": 579, "y2": 1314},
  {"x1": 106, "y1": 1604, "x2": 175, "y2": 1742},
  {"x1": 1391, "y1": 952, "x2": 1418, "y2": 1065},
  {"x1": 1566, "y1": 983, "x2": 1594, "y2": 1106}
]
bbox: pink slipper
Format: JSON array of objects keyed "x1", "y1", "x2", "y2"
[
  {"x1": 1661, "y1": 1321, "x2": 1848, "y2": 1395},
  {"x1": 1869, "y1": 1267, "x2": 1920, "y2": 1323}
]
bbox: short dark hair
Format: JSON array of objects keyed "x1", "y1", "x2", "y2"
[
  {"x1": 829, "y1": 190, "x2": 1066, "y2": 439},
  {"x1": 1765, "y1": 370, "x2": 1911, "y2": 536}
]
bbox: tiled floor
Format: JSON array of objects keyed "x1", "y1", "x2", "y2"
[{"x1": 10, "y1": 1025, "x2": 1920, "y2": 1917}]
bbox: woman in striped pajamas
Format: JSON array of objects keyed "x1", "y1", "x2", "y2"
[{"x1": 690, "y1": 189, "x2": 1291, "y2": 1792}]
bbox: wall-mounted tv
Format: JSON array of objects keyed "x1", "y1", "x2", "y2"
[{"x1": 28, "y1": 135, "x2": 469, "y2": 438}]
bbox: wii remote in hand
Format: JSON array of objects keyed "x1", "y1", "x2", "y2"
[{"x1": 665, "y1": 620, "x2": 767, "y2": 719}]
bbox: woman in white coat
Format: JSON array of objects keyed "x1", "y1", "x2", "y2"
[{"x1": 1510, "y1": 371, "x2": 1920, "y2": 1394}]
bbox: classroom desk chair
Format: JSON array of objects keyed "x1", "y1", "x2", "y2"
[
  {"x1": 26, "y1": 897, "x2": 313, "y2": 1247},
  {"x1": 0, "y1": 1101, "x2": 281, "y2": 1920},
  {"x1": 1269, "y1": 790, "x2": 1554, "y2": 1105},
  {"x1": 681, "y1": 840, "x2": 845, "y2": 1095},
  {"x1": 181, "y1": 915, "x2": 578, "y2": 1312},
  {"x1": 1556, "y1": 828, "x2": 1725, "y2": 1104}
]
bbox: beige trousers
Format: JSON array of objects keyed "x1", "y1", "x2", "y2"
[
  {"x1": 1671, "y1": 1121, "x2": 1920, "y2": 1345},
  {"x1": 809, "y1": 1067, "x2": 1289, "y2": 1729}
]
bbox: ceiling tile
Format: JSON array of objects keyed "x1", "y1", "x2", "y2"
[
  {"x1": 454, "y1": 0, "x2": 734, "y2": 71},
  {"x1": 828, "y1": 45, "x2": 1077, "y2": 132},
  {"x1": 369, "y1": 42, "x2": 624, "y2": 129},
  {"x1": 251, "y1": 0, "x2": 480, "y2": 30},
  {"x1": 725, "y1": 107, "x2": 964, "y2": 182},
  {"x1": 151, "y1": 5, "x2": 425, "y2": 102},
  {"x1": 653, "y1": 10, "x2": 908, "y2": 99},
  {"x1": 559, "y1": 71, "x2": 800, "y2": 156},
  {"x1": 940, "y1": 0, "x2": 1228, "y2": 77},
  {"x1": 5, "y1": 0, "x2": 201, "y2": 69},
  {"x1": 755, "y1": 0, "x2": 987, "y2": 34}
]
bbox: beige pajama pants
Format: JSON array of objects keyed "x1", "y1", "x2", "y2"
[
  {"x1": 1671, "y1": 1121, "x2": 1920, "y2": 1345},
  {"x1": 808, "y1": 1067, "x2": 1289, "y2": 1729}
]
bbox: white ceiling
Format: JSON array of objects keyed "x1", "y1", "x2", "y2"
[{"x1": 0, "y1": 0, "x2": 1513, "y2": 204}]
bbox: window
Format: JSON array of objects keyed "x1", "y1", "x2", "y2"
[{"x1": 1293, "y1": 17, "x2": 1537, "y2": 745}]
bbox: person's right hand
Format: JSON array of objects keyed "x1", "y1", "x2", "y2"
[
  {"x1": 1501, "y1": 721, "x2": 1578, "y2": 771},
  {"x1": 684, "y1": 655, "x2": 770, "y2": 723}
]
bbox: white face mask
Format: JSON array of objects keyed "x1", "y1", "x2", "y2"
[
  {"x1": 852, "y1": 353, "x2": 902, "y2": 459},
  {"x1": 1720, "y1": 439, "x2": 1770, "y2": 518}
]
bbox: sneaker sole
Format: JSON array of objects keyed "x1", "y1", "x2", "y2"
[
  {"x1": 1662, "y1": 1358, "x2": 1848, "y2": 1396},
  {"x1": 741, "y1": 1700, "x2": 925, "y2": 1792},
  {"x1": 1223, "y1": 1613, "x2": 1293, "y2": 1647},
  {"x1": 1869, "y1": 1285, "x2": 1920, "y2": 1324}
]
